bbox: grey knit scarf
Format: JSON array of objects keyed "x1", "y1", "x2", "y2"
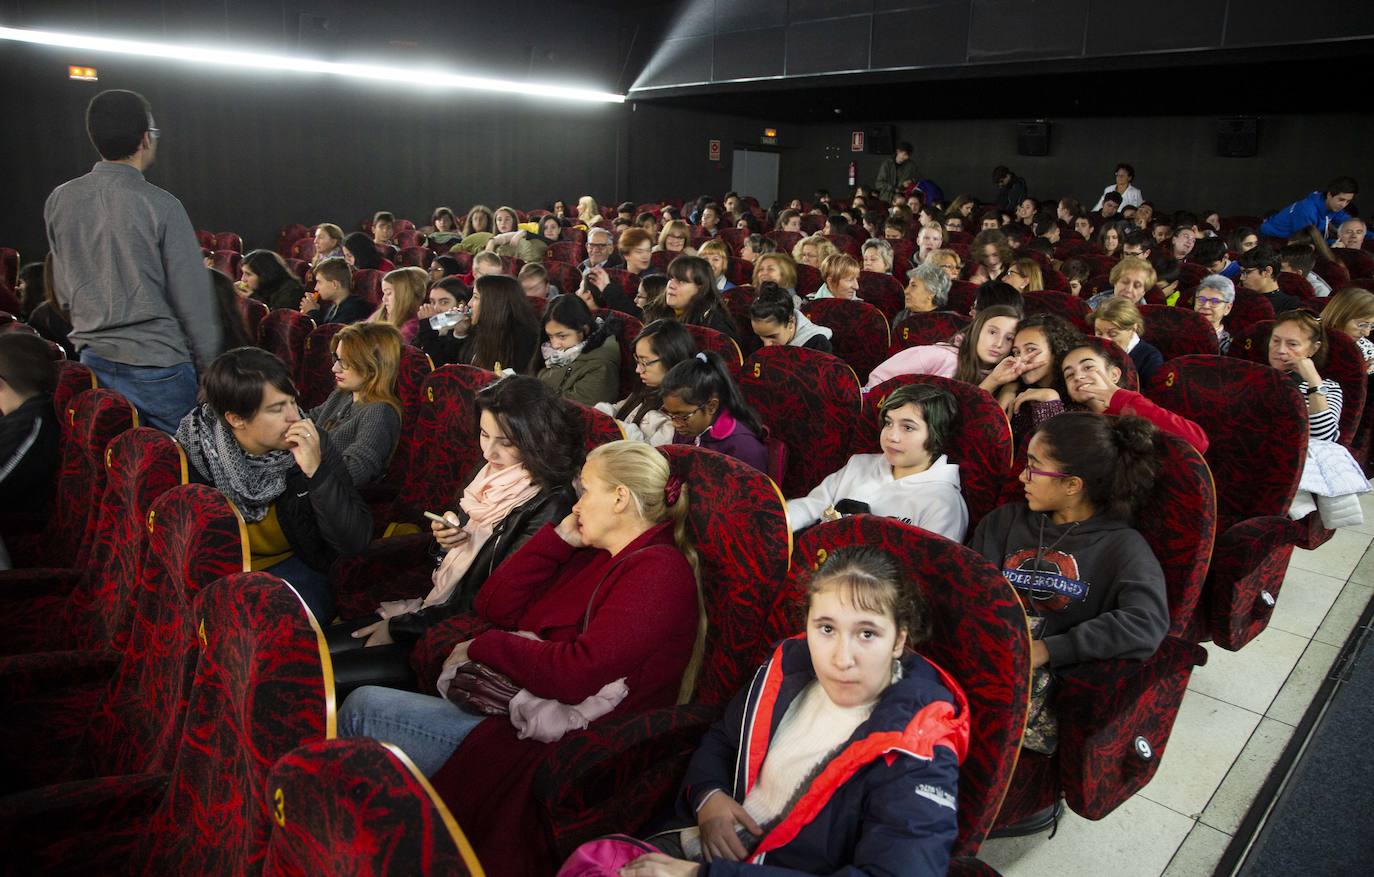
[{"x1": 175, "y1": 403, "x2": 297, "y2": 522}]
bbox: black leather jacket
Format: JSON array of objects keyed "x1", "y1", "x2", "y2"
[{"x1": 388, "y1": 482, "x2": 576, "y2": 645}]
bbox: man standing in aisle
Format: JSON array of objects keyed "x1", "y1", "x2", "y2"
[
  {"x1": 45, "y1": 89, "x2": 219, "y2": 432},
  {"x1": 874, "y1": 141, "x2": 917, "y2": 203}
]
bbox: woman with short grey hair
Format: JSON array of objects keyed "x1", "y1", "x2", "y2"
[
  {"x1": 1193, "y1": 274, "x2": 1235, "y2": 353},
  {"x1": 893, "y1": 261, "x2": 953, "y2": 325},
  {"x1": 861, "y1": 238, "x2": 895, "y2": 275}
]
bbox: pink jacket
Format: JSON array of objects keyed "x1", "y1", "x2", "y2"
[{"x1": 864, "y1": 343, "x2": 958, "y2": 391}]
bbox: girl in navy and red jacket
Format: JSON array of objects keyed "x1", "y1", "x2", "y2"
[{"x1": 562, "y1": 545, "x2": 968, "y2": 877}]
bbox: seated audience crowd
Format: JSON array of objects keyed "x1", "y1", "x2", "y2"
[{"x1": 8, "y1": 106, "x2": 1374, "y2": 876}]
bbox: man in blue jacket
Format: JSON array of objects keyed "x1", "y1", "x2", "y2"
[{"x1": 1260, "y1": 176, "x2": 1369, "y2": 242}]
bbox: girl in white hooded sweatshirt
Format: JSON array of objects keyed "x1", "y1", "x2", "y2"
[{"x1": 787, "y1": 383, "x2": 969, "y2": 541}]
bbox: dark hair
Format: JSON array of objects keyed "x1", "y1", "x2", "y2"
[
  {"x1": 736, "y1": 212, "x2": 761, "y2": 233},
  {"x1": 1227, "y1": 227, "x2": 1257, "y2": 252},
  {"x1": 1015, "y1": 313, "x2": 1085, "y2": 395},
  {"x1": 17, "y1": 262, "x2": 45, "y2": 317},
  {"x1": 615, "y1": 319, "x2": 697, "y2": 424},
  {"x1": 1060, "y1": 257, "x2": 1092, "y2": 285},
  {"x1": 1032, "y1": 217, "x2": 1057, "y2": 237},
  {"x1": 1115, "y1": 163, "x2": 1135, "y2": 179},
  {"x1": 1326, "y1": 176, "x2": 1359, "y2": 197},
  {"x1": 1034, "y1": 412, "x2": 1159, "y2": 522},
  {"x1": 343, "y1": 233, "x2": 383, "y2": 270},
  {"x1": 878, "y1": 383, "x2": 957, "y2": 457},
  {"x1": 474, "y1": 375, "x2": 584, "y2": 489},
  {"x1": 639, "y1": 273, "x2": 669, "y2": 304},
  {"x1": 1123, "y1": 229, "x2": 1154, "y2": 253},
  {"x1": 992, "y1": 164, "x2": 1012, "y2": 180},
  {"x1": 432, "y1": 276, "x2": 472, "y2": 304},
  {"x1": 86, "y1": 89, "x2": 151, "y2": 160},
  {"x1": 242, "y1": 250, "x2": 299, "y2": 302},
  {"x1": 432, "y1": 206, "x2": 457, "y2": 229},
  {"x1": 1101, "y1": 191, "x2": 1124, "y2": 206},
  {"x1": 201, "y1": 347, "x2": 298, "y2": 423},
  {"x1": 954, "y1": 304, "x2": 1021, "y2": 384},
  {"x1": 825, "y1": 213, "x2": 851, "y2": 237},
  {"x1": 471, "y1": 275, "x2": 539, "y2": 371},
  {"x1": 207, "y1": 269, "x2": 256, "y2": 353},
  {"x1": 747, "y1": 282, "x2": 797, "y2": 326},
  {"x1": 660, "y1": 256, "x2": 737, "y2": 335},
  {"x1": 896, "y1": 141, "x2": 914, "y2": 154},
  {"x1": 1150, "y1": 255, "x2": 1181, "y2": 286},
  {"x1": 1279, "y1": 243, "x2": 1316, "y2": 274},
  {"x1": 0, "y1": 332, "x2": 58, "y2": 396},
  {"x1": 804, "y1": 545, "x2": 930, "y2": 645},
  {"x1": 541, "y1": 294, "x2": 615, "y2": 357},
  {"x1": 1190, "y1": 237, "x2": 1227, "y2": 267},
  {"x1": 372, "y1": 211, "x2": 395, "y2": 227},
  {"x1": 431, "y1": 255, "x2": 463, "y2": 278},
  {"x1": 1239, "y1": 244, "x2": 1281, "y2": 276},
  {"x1": 659, "y1": 351, "x2": 764, "y2": 436},
  {"x1": 973, "y1": 281, "x2": 1025, "y2": 316}
]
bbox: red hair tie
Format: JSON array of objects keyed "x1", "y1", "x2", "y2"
[{"x1": 664, "y1": 475, "x2": 684, "y2": 506}]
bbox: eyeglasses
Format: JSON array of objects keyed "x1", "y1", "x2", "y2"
[
  {"x1": 1239, "y1": 267, "x2": 1260, "y2": 276},
  {"x1": 331, "y1": 353, "x2": 352, "y2": 370},
  {"x1": 587, "y1": 241, "x2": 612, "y2": 249},
  {"x1": 147, "y1": 126, "x2": 161, "y2": 141},
  {"x1": 1356, "y1": 321, "x2": 1374, "y2": 332},
  {"x1": 1020, "y1": 463, "x2": 1071, "y2": 482},
  {"x1": 1195, "y1": 295, "x2": 1230, "y2": 306},
  {"x1": 634, "y1": 356, "x2": 661, "y2": 369},
  {"x1": 659, "y1": 403, "x2": 706, "y2": 425}
]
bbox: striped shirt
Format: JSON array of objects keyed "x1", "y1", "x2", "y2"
[{"x1": 1295, "y1": 378, "x2": 1343, "y2": 443}]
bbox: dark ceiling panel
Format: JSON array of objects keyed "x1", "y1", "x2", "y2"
[
  {"x1": 871, "y1": 3, "x2": 970, "y2": 69},
  {"x1": 715, "y1": 0, "x2": 789, "y2": 34},
  {"x1": 967, "y1": 0, "x2": 1087, "y2": 62},
  {"x1": 1224, "y1": 0, "x2": 1374, "y2": 46},
  {"x1": 788, "y1": 0, "x2": 875, "y2": 22},
  {"x1": 714, "y1": 26, "x2": 787, "y2": 81},
  {"x1": 1087, "y1": 0, "x2": 1226, "y2": 54},
  {"x1": 786, "y1": 14, "x2": 871, "y2": 74}
]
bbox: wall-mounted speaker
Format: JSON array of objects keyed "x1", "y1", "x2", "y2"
[
  {"x1": 865, "y1": 125, "x2": 896, "y2": 155},
  {"x1": 1017, "y1": 121, "x2": 1050, "y2": 156},
  {"x1": 1217, "y1": 117, "x2": 1260, "y2": 157}
]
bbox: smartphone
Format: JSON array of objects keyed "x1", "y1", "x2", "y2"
[{"x1": 423, "y1": 511, "x2": 460, "y2": 529}]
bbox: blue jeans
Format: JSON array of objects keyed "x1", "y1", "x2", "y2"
[
  {"x1": 264, "y1": 554, "x2": 336, "y2": 625},
  {"x1": 338, "y1": 685, "x2": 488, "y2": 776},
  {"x1": 79, "y1": 351, "x2": 199, "y2": 434}
]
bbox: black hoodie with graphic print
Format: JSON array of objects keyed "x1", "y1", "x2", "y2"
[{"x1": 970, "y1": 502, "x2": 1169, "y2": 668}]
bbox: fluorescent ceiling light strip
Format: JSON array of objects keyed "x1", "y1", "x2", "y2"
[{"x1": 0, "y1": 25, "x2": 626, "y2": 103}]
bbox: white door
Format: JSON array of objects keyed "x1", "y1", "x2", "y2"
[{"x1": 731, "y1": 149, "x2": 779, "y2": 206}]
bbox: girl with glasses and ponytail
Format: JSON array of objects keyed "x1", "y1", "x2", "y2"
[
  {"x1": 969, "y1": 412, "x2": 1167, "y2": 768},
  {"x1": 659, "y1": 351, "x2": 768, "y2": 474}
]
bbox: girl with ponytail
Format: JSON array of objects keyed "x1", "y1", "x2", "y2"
[
  {"x1": 339, "y1": 439, "x2": 702, "y2": 876},
  {"x1": 970, "y1": 411, "x2": 1168, "y2": 671},
  {"x1": 660, "y1": 350, "x2": 769, "y2": 474},
  {"x1": 969, "y1": 411, "x2": 1167, "y2": 767}
]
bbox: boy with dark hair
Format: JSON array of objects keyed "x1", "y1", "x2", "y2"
[
  {"x1": 1279, "y1": 243, "x2": 1332, "y2": 297},
  {"x1": 302, "y1": 257, "x2": 371, "y2": 324},
  {"x1": 175, "y1": 347, "x2": 371, "y2": 621},
  {"x1": 1239, "y1": 245, "x2": 1305, "y2": 312},
  {"x1": 1191, "y1": 237, "x2": 1240, "y2": 281},
  {"x1": 1261, "y1": 176, "x2": 1368, "y2": 241}
]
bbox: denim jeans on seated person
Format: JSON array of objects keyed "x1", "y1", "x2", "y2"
[
  {"x1": 79, "y1": 351, "x2": 199, "y2": 434},
  {"x1": 265, "y1": 553, "x2": 336, "y2": 625},
  {"x1": 338, "y1": 685, "x2": 488, "y2": 776}
]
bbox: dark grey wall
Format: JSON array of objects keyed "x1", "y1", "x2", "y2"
[
  {"x1": 626, "y1": 103, "x2": 793, "y2": 204},
  {"x1": 633, "y1": 0, "x2": 1374, "y2": 93},
  {"x1": 778, "y1": 114, "x2": 1374, "y2": 216},
  {"x1": 0, "y1": 39, "x2": 628, "y2": 260}
]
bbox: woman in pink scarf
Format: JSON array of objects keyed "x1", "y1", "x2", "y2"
[{"x1": 327, "y1": 376, "x2": 584, "y2": 696}]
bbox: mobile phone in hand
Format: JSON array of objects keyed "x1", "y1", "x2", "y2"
[{"x1": 423, "y1": 511, "x2": 461, "y2": 529}]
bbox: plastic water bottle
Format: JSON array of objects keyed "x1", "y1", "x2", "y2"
[{"x1": 429, "y1": 306, "x2": 469, "y2": 330}]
